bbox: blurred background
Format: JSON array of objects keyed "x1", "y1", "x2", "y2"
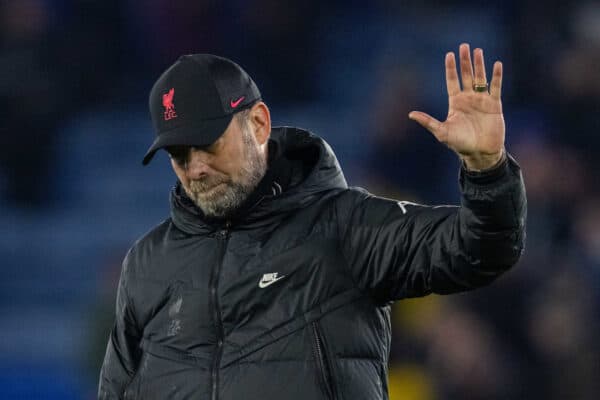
[{"x1": 1, "y1": 0, "x2": 599, "y2": 399}]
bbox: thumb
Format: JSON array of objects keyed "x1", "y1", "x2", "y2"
[{"x1": 408, "y1": 111, "x2": 445, "y2": 141}]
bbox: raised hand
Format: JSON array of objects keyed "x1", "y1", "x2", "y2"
[{"x1": 409, "y1": 43, "x2": 505, "y2": 171}]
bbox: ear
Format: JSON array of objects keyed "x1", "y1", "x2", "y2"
[{"x1": 249, "y1": 101, "x2": 271, "y2": 146}]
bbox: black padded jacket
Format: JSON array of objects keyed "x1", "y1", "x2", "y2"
[{"x1": 98, "y1": 126, "x2": 527, "y2": 400}]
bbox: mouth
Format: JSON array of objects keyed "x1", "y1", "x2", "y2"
[
  {"x1": 192, "y1": 181, "x2": 226, "y2": 194},
  {"x1": 206, "y1": 182, "x2": 226, "y2": 191}
]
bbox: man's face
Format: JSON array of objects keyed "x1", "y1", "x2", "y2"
[{"x1": 168, "y1": 113, "x2": 267, "y2": 218}]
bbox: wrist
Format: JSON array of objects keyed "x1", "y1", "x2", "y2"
[{"x1": 460, "y1": 149, "x2": 505, "y2": 172}]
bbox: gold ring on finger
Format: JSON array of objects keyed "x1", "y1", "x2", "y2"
[{"x1": 473, "y1": 82, "x2": 488, "y2": 92}]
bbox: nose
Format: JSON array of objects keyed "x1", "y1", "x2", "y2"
[{"x1": 184, "y1": 148, "x2": 212, "y2": 179}]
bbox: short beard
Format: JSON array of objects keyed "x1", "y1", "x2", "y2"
[{"x1": 184, "y1": 125, "x2": 267, "y2": 219}]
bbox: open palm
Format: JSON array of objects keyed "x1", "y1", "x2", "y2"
[{"x1": 409, "y1": 44, "x2": 505, "y2": 171}]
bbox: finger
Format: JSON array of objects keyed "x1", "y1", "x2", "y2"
[
  {"x1": 473, "y1": 48, "x2": 487, "y2": 86},
  {"x1": 408, "y1": 111, "x2": 446, "y2": 142},
  {"x1": 459, "y1": 43, "x2": 474, "y2": 92},
  {"x1": 490, "y1": 61, "x2": 503, "y2": 99},
  {"x1": 445, "y1": 52, "x2": 460, "y2": 96}
]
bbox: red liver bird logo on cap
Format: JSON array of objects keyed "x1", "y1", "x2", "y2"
[{"x1": 162, "y1": 88, "x2": 177, "y2": 120}]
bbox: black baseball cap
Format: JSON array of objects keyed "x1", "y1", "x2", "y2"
[{"x1": 142, "y1": 54, "x2": 261, "y2": 165}]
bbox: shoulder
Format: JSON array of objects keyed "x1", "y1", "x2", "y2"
[
  {"x1": 317, "y1": 187, "x2": 373, "y2": 232},
  {"x1": 328, "y1": 186, "x2": 373, "y2": 211},
  {"x1": 121, "y1": 218, "x2": 175, "y2": 276}
]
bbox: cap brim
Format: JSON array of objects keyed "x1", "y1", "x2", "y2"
[{"x1": 142, "y1": 114, "x2": 234, "y2": 165}]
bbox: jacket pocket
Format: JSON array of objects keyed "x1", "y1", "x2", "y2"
[{"x1": 311, "y1": 321, "x2": 337, "y2": 400}]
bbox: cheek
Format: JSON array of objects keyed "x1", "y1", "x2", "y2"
[{"x1": 217, "y1": 147, "x2": 247, "y2": 176}]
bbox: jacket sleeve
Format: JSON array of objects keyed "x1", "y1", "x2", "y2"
[
  {"x1": 336, "y1": 153, "x2": 526, "y2": 303},
  {"x1": 98, "y1": 250, "x2": 143, "y2": 399}
]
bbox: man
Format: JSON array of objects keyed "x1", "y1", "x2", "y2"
[{"x1": 99, "y1": 43, "x2": 526, "y2": 399}]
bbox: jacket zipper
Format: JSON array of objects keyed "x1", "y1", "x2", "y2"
[
  {"x1": 210, "y1": 224, "x2": 230, "y2": 400},
  {"x1": 311, "y1": 321, "x2": 336, "y2": 400}
]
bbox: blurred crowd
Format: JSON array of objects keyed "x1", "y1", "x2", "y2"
[{"x1": 1, "y1": 1, "x2": 598, "y2": 399}]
